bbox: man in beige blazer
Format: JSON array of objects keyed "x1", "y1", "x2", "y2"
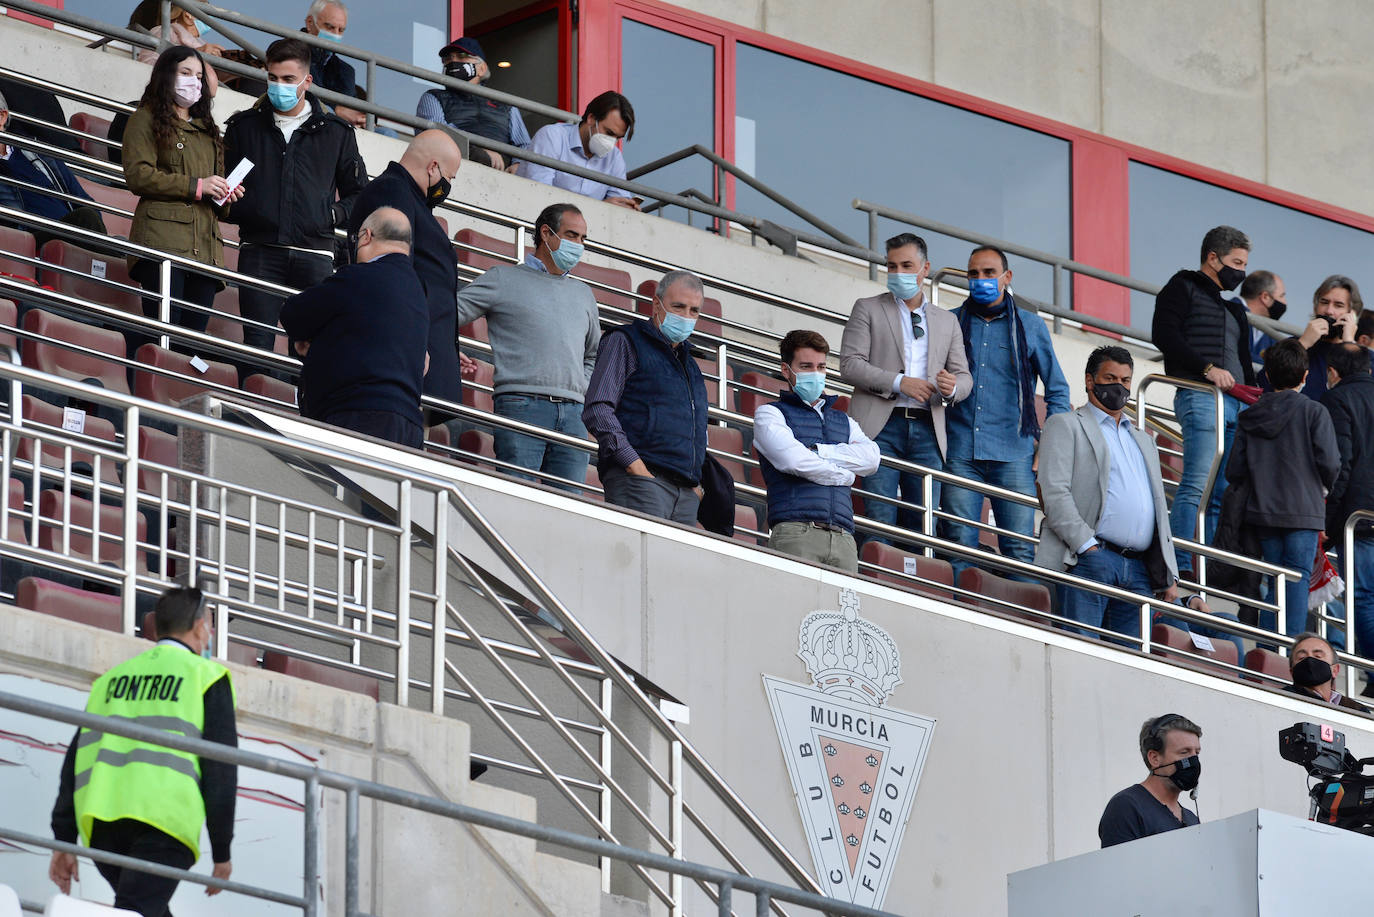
[{"x1": 840, "y1": 232, "x2": 972, "y2": 539}]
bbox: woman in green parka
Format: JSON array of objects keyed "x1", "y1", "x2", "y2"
[{"x1": 122, "y1": 45, "x2": 242, "y2": 336}]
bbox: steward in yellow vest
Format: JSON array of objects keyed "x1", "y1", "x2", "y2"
[{"x1": 49, "y1": 585, "x2": 238, "y2": 917}]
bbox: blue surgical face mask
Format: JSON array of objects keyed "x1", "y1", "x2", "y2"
[
  {"x1": 886, "y1": 271, "x2": 923, "y2": 303},
  {"x1": 319, "y1": 29, "x2": 343, "y2": 42},
  {"x1": 193, "y1": 18, "x2": 211, "y2": 35},
  {"x1": 548, "y1": 235, "x2": 583, "y2": 273},
  {"x1": 659, "y1": 310, "x2": 695, "y2": 344},
  {"x1": 790, "y1": 370, "x2": 826, "y2": 405},
  {"x1": 267, "y1": 81, "x2": 301, "y2": 112},
  {"x1": 969, "y1": 276, "x2": 1002, "y2": 304}
]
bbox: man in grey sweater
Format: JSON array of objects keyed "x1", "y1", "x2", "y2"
[{"x1": 456, "y1": 202, "x2": 601, "y2": 492}]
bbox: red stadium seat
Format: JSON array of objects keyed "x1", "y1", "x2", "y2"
[
  {"x1": 461, "y1": 358, "x2": 494, "y2": 414},
  {"x1": 734, "y1": 504, "x2": 762, "y2": 545},
  {"x1": 18, "y1": 395, "x2": 121, "y2": 484},
  {"x1": 860, "y1": 542, "x2": 955, "y2": 602},
  {"x1": 17, "y1": 577, "x2": 121, "y2": 631},
  {"x1": 634, "y1": 279, "x2": 724, "y2": 337},
  {"x1": 956, "y1": 567, "x2": 1052, "y2": 625},
  {"x1": 39, "y1": 239, "x2": 142, "y2": 316},
  {"x1": 738, "y1": 371, "x2": 787, "y2": 418},
  {"x1": 36, "y1": 488, "x2": 147, "y2": 568},
  {"x1": 456, "y1": 429, "x2": 495, "y2": 468},
  {"x1": 207, "y1": 286, "x2": 244, "y2": 346},
  {"x1": 69, "y1": 113, "x2": 114, "y2": 163},
  {"x1": 1244, "y1": 647, "x2": 1291, "y2": 683},
  {"x1": 458, "y1": 315, "x2": 488, "y2": 344},
  {"x1": 569, "y1": 262, "x2": 633, "y2": 310},
  {"x1": 74, "y1": 178, "x2": 134, "y2": 238},
  {"x1": 6, "y1": 477, "x2": 29, "y2": 542},
  {"x1": 583, "y1": 464, "x2": 603, "y2": 501},
  {"x1": 831, "y1": 394, "x2": 850, "y2": 414},
  {"x1": 707, "y1": 426, "x2": 748, "y2": 485},
  {"x1": 243, "y1": 373, "x2": 297, "y2": 408},
  {"x1": 0, "y1": 225, "x2": 39, "y2": 281},
  {"x1": 22, "y1": 309, "x2": 131, "y2": 395},
  {"x1": 136, "y1": 425, "x2": 178, "y2": 499},
  {"x1": 261, "y1": 650, "x2": 380, "y2": 700},
  {"x1": 133, "y1": 343, "x2": 238, "y2": 407},
  {"x1": 1150, "y1": 623, "x2": 1239, "y2": 675},
  {"x1": 0, "y1": 298, "x2": 16, "y2": 350},
  {"x1": 453, "y1": 228, "x2": 515, "y2": 271}
]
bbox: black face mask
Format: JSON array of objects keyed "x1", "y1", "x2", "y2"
[
  {"x1": 444, "y1": 61, "x2": 479, "y2": 81},
  {"x1": 1216, "y1": 264, "x2": 1246, "y2": 291},
  {"x1": 1292, "y1": 655, "x2": 1334, "y2": 688},
  {"x1": 426, "y1": 173, "x2": 451, "y2": 209},
  {"x1": 1318, "y1": 315, "x2": 1345, "y2": 342},
  {"x1": 1155, "y1": 755, "x2": 1201, "y2": 792},
  {"x1": 1092, "y1": 381, "x2": 1130, "y2": 412},
  {"x1": 1267, "y1": 298, "x2": 1288, "y2": 322}
]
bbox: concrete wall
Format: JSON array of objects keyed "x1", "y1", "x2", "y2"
[
  {"x1": 0, "y1": 605, "x2": 607, "y2": 917},
  {"x1": 672, "y1": 0, "x2": 1374, "y2": 216}
]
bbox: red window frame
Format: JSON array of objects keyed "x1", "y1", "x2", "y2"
[{"x1": 581, "y1": 0, "x2": 1374, "y2": 326}]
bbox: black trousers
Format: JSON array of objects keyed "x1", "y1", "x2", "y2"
[
  {"x1": 88, "y1": 818, "x2": 196, "y2": 917},
  {"x1": 237, "y1": 243, "x2": 334, "y2": 357},
  {"x1": 130, "y1": 260, "x2": 220, "y2": 361}
]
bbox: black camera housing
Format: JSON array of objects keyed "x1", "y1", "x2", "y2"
[{"x1": 1280, "y1": 721, "x2": 1349, "y2": 777}]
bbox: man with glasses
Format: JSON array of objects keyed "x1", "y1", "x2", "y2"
[{"x1": 840, "y1": 232, "x2": 971, "y2": 543}]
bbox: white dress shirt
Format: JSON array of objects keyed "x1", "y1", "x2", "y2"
[
  {"x1": 753, "y1": 398, "x2": 882, "y2": 487},
  {"x1": 1078, "y1": 404, "x2": 1156, "y2": 554},
  {"x1": 888, "y1": 294, "x2": 930, "y2": 408}
]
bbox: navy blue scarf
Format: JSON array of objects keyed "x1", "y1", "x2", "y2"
[{"x1": 958, "y1": 292, "x2": 1041, "y2": 440}]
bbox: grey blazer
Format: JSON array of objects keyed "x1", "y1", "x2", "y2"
[
  {"x1": 1033, "y1": 405, "x2": 1179, "y2": 588},
  {"x1": 838, "y1": 292, "x2": 973, "y2": 458}
]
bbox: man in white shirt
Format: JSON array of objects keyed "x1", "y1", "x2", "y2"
[{"x1": 754, "y1": 330, "x2": 881, "y2": 572}]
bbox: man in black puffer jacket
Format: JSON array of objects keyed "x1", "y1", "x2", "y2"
[
  {"x1": 1152, "y1": 224, "x2": 1256, "y2": 578},
  {"x1": 223, "y1": 37, "x2": 366, "y2": 374}
]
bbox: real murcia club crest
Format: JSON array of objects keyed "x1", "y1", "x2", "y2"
[{"x1": 763, "y1": 589, "x2": 935, "y2": 909}]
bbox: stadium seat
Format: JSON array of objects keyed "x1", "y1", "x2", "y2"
[
  {"x1": 424, "y1": 423, "x2": 452, "y2": 457},
  {"x1": 21, "y1": 309, "x2": 131, "y2": 395},
  {"x1": 6, "y1": 478, "x2": 28, "y2": 542},
  {"x1": 634, "y1": 279, "x2": 724, "y2": 337},
  {"x1": 457, "y1": 429, "x2": 495, "y2": 467},
  {"x1": 38, "y1": 239, "x2": 142, "y2": 317},
  {"x1": 0, "y1": 298, "x2": 16, "y2": 350},
  {"x1": 860, "y1": 542, "x2": 955, "y2": 602},
  {"x1": 583, "y1": 464, "x2": 603, "y2": 501},
  {"x1": 737, "y1": 370, "x2": 786, "y2": 417},
  {"x1": 1244, "y1": 647, "x2": 1291, "y2": 683},
  {"x1": 18, "y1": 395, "x2": 121, "y2": 484},
  {"x1": 707, "y1": 426, "x2": 748, "y2": 485},
  {"x1": 453, "y1": 228, "x2": 514, "y2": 271},
  {"x1": 831, "y1": 394, "x2": 850, "y2": 414},
  {"x1": 261, "y1": 650, "x2": 380, "y2": 700},
  {"x1": 1150, "y1": 623, "x2": 1239, "y2": 675},
  {"x1": 69, "y1": 112, "x2": 114, "y2": 162},
  {"x1": 243, "y1": 373, "x2": 297, "y2": 408},
  {"x1": 136, "y1": 425, "x2": 178, "y2": 496},
  {"x1": 133, "y1": 343, "x2": 238, "y2": 407},
  {"x1": 0, "y1": 225, "x2": 38, "y2": 280},
  {"x1": 461, "y1": 358, "x2": 494, "y2": 414},
  {"x1": 36, "y1": 489, "x2": 147, "y2": 569},
  {"x1": 207, "y1": 286, "x2": 244, "y2": 345},
  {"x1": 17, "y1": 576, "x2": 121, "y2": 632},
  {"x1": 458, "y1": 315, "x2": 488, "y2": 344},
  {"x1": 734, "y1": 504, "x2": 762, "y2": 545},
  {"x1": 74, "y1": 178, "x2": 134, "y2": 238},
  {"x1": 569, "y1": 262, "x2": 634, "y2": 310},
  {"x1": 956, "y1": 567, "x2": 1052, "y2": 625}
]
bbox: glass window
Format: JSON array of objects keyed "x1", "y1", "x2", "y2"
[
  {"x1": 63, "y1": 0, "x2": 450, "y2": 116},
  {"x1": 734, "y1": 44, "x2": 1071, "y2": 306},
  {"x1": 620, "y1": 20, "x2": 716, "y2": 224},
  {"x1": 1128, "y1": 162, "x2": 1374, "y2": 331}
]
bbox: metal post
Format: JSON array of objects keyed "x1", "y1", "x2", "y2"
[
  {"x1": 1140, "y1": 602, "x2": 1151, "y2": 652},
  {"x1": 395, "y1": 479, "x2": 412, "y2": 707},
  {"x1": 121, "y1": 406, "x2": 141, "y2": 634},
  {"x1": 158, "y1": 257, "x2": 173, "y2": 349},
  {"x1": 431, "y1": 496, "x2": 448, "y2": 715},
  {"x1": 716, "y1": 342, "x2": 729, "y2": 415},
  {"x1": 365, "y1": 59, "x2": 377, "y2": 131},
  {"x1": 1276, "y1": 569, "x2": 1287, "y2": 643},
  {"x1": 755, "y1": 889, "x2": 771, "y2": 917},
  {"x1": 303, "y1": 774, "x2": 320, "y2": 917},
  {"x1": 1345, "y1": 520, "x2": 1358, "y2": 698},
  {"x1": 922, "y1": 474, "x2": 935, "y2": 559},
  {"x1": 1053, "y1": 262, "x2": 1064, "y2": 312},
  {"x1": 867, "y1": 208, "x2": 879, "y2": 281},
  {"x1": 345, "y1": 786, "x2": 360, "y2": 917},
  {"x1": 717, "y1": 881, "x2": 732, "y2": 917},
  {"x1": 515, "y1": 225, "x2": 526, "y2": 262},
  {"x1": 158, "y1": 0, "x2": 171, "y2": 47},
  {"x1": 598, "y1": 677, "x2": 613, "y2": 894},
  {"x1": 670, "y1": 738, "x2": 683, "y2": 917}
]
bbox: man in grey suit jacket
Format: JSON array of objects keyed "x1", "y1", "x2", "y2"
[
  {"x1": 1036, "y1": 345, "x2": 1215, "y2": 643},
  {"x1": 840, "y1": 233, "x2": 972, "y2": 539}
]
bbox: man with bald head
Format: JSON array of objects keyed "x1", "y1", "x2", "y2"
[
  {"x1": 281, "y1": 206, "x2": 430, "y2": 447},
  {"x1": 348, "y1": 130, "x2": 466, "y2": 416}
]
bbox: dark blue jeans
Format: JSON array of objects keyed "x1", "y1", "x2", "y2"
[
  {"x1": 1329, "y1": 537, "x2": 1374, "y2": 677},
  {"x1": 862, "y1": 410, "x2": 943, "y2": 543},
  {"x1": 1060, "y1": 546, "x2": 1154, "y2": 645},
  {"x1": 1257, "y1": 527, "x2": 1320, "y2": 638},
  {"x1": 1169, "y1": 389, "x2": 1242, "y2": 574},
  {"x1": 492, "y1": 393, "x2": 589, "y2": 494},
  {"x1": 942, "y1": 455, "x2": 1037, "y2": 580}
]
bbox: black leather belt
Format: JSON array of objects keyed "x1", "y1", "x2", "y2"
[
  {"x1": 1098, "y1": 538, "x2": 1148, "y2": 559},
  {"x1": 512, "y1": 392, "x2": 577, "y2": 403},
  {"x1": 894, "y1": 407, "x2": 932, "y2": 420}
]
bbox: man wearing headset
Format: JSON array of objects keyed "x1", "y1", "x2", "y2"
[{"x1": 1099, "y1": 713, "x2": 1203, "y2": 848}]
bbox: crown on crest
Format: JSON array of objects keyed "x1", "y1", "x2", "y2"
[{"x1": 797, "y1": 589, "x2": 902, "y2": 706}]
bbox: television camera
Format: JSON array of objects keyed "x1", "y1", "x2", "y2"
[{"x1": 1279, "y1": 722, "x2": 1374, "y2": 836}]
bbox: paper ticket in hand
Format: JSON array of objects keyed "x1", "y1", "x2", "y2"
[{"x1": 214, "y1": 159, "x2": 253, "y2": 206}]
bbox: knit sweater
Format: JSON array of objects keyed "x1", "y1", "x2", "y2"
[{"x1": 456, "y1": 263, "x2": 601, "y2": 401}]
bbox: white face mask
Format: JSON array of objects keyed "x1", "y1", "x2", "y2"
[
  {"x1": 587, "y1": 130, "x2": 617, "y2": 158},
  {"x1": 174, "y1": 73, "x2": 203, "y2": 108}
]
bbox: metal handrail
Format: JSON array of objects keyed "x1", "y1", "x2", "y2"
[
  {"x1": 0, "y1": 688, "x2": 901, "y2": 917},
  {"x1": 1342, "y1": 509, "x2": 1374, "y2": 698}
]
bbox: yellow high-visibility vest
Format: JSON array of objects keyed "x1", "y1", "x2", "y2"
[{"x1": 74, "y1": 643, "x2": 233, "y2": 860}]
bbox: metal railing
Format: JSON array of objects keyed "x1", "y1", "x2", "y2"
[
  {"x1": 1341, "y1": 510, "x2": 1374, "y2": 698},
  {"x1": 0, "y1": 689, "x2": 900, "y2": 917}
]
